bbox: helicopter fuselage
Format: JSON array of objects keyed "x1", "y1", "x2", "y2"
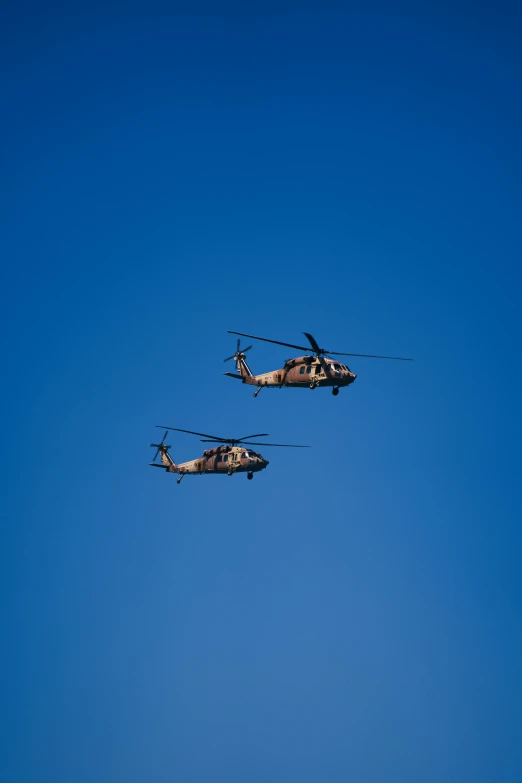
[
  {"x1": 157, "y1": 444, "x2": 268, "y2": 477},
  {"x1": 232, "y1": 354, "x2": 357, "y2": 391}
]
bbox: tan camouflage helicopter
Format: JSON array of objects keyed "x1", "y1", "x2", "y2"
[
  {"x1": 150, "y1": 426, "x2": 309, "y2": 484},
  {"x1": 224, "y1": 330, "x2": 412, "y2": 396}
]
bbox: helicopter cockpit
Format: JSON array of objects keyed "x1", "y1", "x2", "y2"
[{"x1": 329, "y1": 362, "x2": 352, "y2": 375}]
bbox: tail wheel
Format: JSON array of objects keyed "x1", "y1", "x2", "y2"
[
  {"x1": 332, "y1": 387, "x2": 339, "y2": 396},
  {"x1": 247, "y1": 472, "x2": 253, "y2": 480}
]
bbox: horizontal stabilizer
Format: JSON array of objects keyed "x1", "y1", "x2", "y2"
[
  {"x1": 223, "y1": 372, "x2": 243, "y2": 379},
  {"x1": 149, "y1": 462, "x2": 168, "y2": 468}
]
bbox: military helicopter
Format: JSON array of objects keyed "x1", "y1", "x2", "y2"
[
  {"x1": 150, "y1": 426, "x2": 309, "y2": 484},
  {"x1": 224, "y1": 330, "x2": 412, "y2": 396}
]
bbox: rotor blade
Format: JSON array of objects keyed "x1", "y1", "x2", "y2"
[
  {"x1": 242, "y1": 345, "x2": 253, "y2": 353},
  {"x1": 228, "y1": 330, "x2": 311, "y2": 353},
  {"x1": 304, "y1": 332, "x2": 412, "y2": 360},
  {"x1": 237, "y1": 338, "x2": 240, "y2": 351},
  {"x1": 239, "y1": 441, "x2": 310, "y2": 448},
  {"x1": 223, "y1": 354, "x2": 236, "y2": 362},
  {"x1": 150, "y1": 432, "x2": 168, "y2": 447},
  {"x1": 303, "y1": 332, "x2": 323, "y2": 353},
  {"x1": 327, "y1": 351, "x2": 413, "y2": 360},
  {"x1": 150, "y1": 430, "x2": 168, "y2": 462},
  {"x1": 199, "y1": 434, "x2": 268, "y2": 444},
  {"x1": 157, "y1": 425, "x2": 228, "y2": 441},
  {"x1": 229, "y1": 330, "x2": 412, "y2": 361}
]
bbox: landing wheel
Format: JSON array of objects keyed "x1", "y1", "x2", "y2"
[
  {"x1": 227, "y1": 469, "x2": 233, "y2": 476},
  {"x1": 332, "y1": 387, "x2": 339, "y2": 396},
  {"x1": 309, "y1": 382, "x2": 317, "y2": 390},
  {"x1": 247, "y1": 472, "x2": 253, "y2": 480}
]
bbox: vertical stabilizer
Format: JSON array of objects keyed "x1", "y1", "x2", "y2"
[{"x1": 236, "y1": 354, "x2": 253, "y2": 378}]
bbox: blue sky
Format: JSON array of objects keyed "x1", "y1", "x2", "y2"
[{"x1": 2, "y1": 2, "x2": 521, "y2": 781}]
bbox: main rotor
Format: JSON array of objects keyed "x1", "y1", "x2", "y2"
[
  {"x1": 227, "y1": 330, "x2": 412, "y2": 362},
  {"x1": 156, "y1": 426, "x2": 309, "y2": 448}
]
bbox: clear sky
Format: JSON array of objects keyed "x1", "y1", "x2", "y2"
[{"x1": 2, "y1": 2, "x2": 522, "y2": 781}]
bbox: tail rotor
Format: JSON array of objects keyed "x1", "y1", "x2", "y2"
[
  {"x1": 224, "y1": 338, "x2": 252, "y2": 363},
  {"x1": 150, "y1": 430, "x2": 170, "y2": 463}
]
